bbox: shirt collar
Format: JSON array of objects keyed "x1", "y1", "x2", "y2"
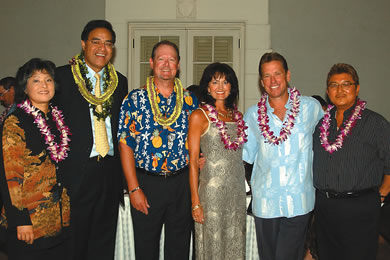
[{"x1": 84, "y1": 61, "x2": 104, "y2": 79}]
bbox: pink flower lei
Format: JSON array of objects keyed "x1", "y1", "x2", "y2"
[
  {"x1": 204, "y1": 104, "x2": 248, "y2": 150},
  {"x1": 257, "y1": 87, "x2": 300, "y2": 145},
  {"x1": 319, "y1": 99, "x2": 366, "y2": 154},
  {"x1": 18, "y1": 99, "x2": 71, "y2": 163}
]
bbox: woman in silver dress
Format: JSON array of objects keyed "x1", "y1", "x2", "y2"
[{"x1": 188, "y1": 62, "x2": 247, "y2": 260}]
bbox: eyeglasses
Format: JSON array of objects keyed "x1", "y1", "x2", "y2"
[
  {"x1": 328, "y1": 81, "x2": 356, "y2": 90},
  {"x1": 88, "y1": 40, "x2": 114, "y2": 48},
  {"x1": 0, "y1": 89, "x2": 9, "y2": 97}
]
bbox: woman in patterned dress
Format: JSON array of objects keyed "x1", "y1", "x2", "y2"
[
  {"x1": 0, "y1": 58, "x2": 71, "y2": 260},
  {"x1": 188, "y1": 63, "x2": 247, "y2": 260}
]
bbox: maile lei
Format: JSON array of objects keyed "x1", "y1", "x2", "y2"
[
  {"x1": 69, "y1": 53, "x2": 118, "y2": 120},
  {"x1": 18, "y1": 99, "x2": 71, "y2": 163},
  {"x1": 204, "y1": 104, "x2": 248, "y2": 150},
  {"x1": 146, "y1": 76, "x2": 183, "y2": 126},
  {"x1": 319, "y1": 99, "x2": 366, "y2": 154},
  {"x1": 257, "y1": 87, "x2": 300, "y2": 145}
]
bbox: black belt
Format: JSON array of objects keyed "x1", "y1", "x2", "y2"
[
  {"x1": 136, "y1": 166, "x2": 188, "y2": 178},
  {"x1": 317, "y1": 188, "x2": 376, "y2": 199}
]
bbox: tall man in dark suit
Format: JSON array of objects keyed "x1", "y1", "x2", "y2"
[{"x1": 54, "y1": 20, "x2": 128, "y2": 260}]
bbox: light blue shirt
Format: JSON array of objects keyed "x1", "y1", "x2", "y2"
[
  {"x1": 243, "y1": 89, "x2": 323, "y2": 218},
  {"x1": 86, "y1": 65, "x2": 114, "y2": 157}
]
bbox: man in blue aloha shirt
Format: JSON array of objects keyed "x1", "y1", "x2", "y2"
[
  {"x1": 118, "y1": 40, "x2": 198, "y2": 260},
  {"x1": 243, "y1": 52, "x2": 323, "y2": 260}
]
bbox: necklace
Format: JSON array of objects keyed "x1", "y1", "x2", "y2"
[
  {"x1": 146, "y1": 76, "x2": 183, "y2": 126},
  {"x1": 217, "y1": 109, "x2": 233, "y2": 119},
  {"x1": 319, "y1": 99, "x2": 366, "y2": 154},
  {"x1": 18, "y1": 99, "x2": 71, "y2": 163},
  {"x1": 257, "y1": 87, "x2": 300, "y2": 145},
  {"x1": 204, "y1": 104, "x2": 247, "y2": 150},
  {"x1": 70, "y1": 53, "x2": 118, "y2": 120}
]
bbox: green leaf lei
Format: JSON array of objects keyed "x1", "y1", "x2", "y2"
[{"x1": 70, "y1": 53, "x2": 118, "y2": 120}]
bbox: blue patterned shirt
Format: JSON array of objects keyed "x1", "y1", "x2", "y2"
[
  {"x1": 118, "y1": 86, "x2": 198, "y2": 173},
  {"x1": 243, "y1": 89, "x2": 323, "y2": 218}
]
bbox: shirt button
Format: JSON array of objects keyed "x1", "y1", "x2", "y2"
[
  {"x1": 56, "y1": 166, "x2": 59, "y2": 170},
  {"x1": 58, "y1": 183, "x2": 61, "y2": 187}
]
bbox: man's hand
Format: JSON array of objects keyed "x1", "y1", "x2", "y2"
[
  {"x1": 129, "y1": 189, "x2": 150, "y2": 215},
  {"x1": 17, "y1": 225, "x2": 34, "y2": 244}
]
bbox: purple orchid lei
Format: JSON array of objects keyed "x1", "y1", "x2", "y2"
[
  {"x1": 204, "y1": 104, "x2": 248, "y2": 150},
  {"x1": 319, "y1": 99, "x2": 366, "y2": 154},
  {"x1": 18, "y1": 99, "x2": 71, "y2": 163},
  {"x1": 257, "y1": 87, "x2": 301, "y2": 145}
]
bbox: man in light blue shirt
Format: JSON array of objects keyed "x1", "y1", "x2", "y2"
[{"x1": 243, "y1": 52, "x2": 323, "y2": 260}]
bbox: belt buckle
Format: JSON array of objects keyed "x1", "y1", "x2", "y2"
[{"x1": 161, "y1": 170, "x2": 169, "y2": 178}]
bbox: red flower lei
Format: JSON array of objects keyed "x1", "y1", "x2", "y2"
[
  {"x1": 257, "y1": 87, "x2": 300, "y2": 145},
  {"x1": 204, "y1": 104, "x2": 247, "y2": 150},
  {"x1": 18, "y1": 99, "x2": 71, "y2": 163}
]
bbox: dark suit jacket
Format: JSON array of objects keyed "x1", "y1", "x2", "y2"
[{"x1": 53, "y1": 65, "x2": 128, "y2": 200}]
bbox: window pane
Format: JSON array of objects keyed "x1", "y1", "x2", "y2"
[
  {"x1": 193, "y1": 36, "x2": 212, "y2": 62},
  {"x1": 140, "y1": 36, "x2": 159, "y2": 62},
  {"x1": 161, "y1": 36, "x2": 180, "y2": 49},
  {"x1": 193, "y1": 64, "x2": 208, "y2": 85},
  {"x1": 214, "y1": 36, "x2": 233, "y2": 62},
  {"x1": 140, "y1": 63, "x2": 152, "y2": 87}
]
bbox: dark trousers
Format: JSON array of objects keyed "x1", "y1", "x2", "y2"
[
  {"x1": 7, "y1": 232, "x2": 69, "y2": 260},
  {"x1": 315, "y1": 190, "x2": 380, "y2": 260},
  {"x1": 68, "y1": 157, "x2": 120, "y2": 260},
  {"x1": 254, "y1": 212, "x2": 310, "y2": 260},
  {"x1": 131, "y1": 168, "x2": 192, "y2": 260}
]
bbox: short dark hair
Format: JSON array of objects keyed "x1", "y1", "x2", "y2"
[
  {"x1": 186, "y1": 85, "x2": 201, "y2": 100},
  {"x1": 258, "y1": 52, "x2": 289, "y2": 78},
  {"x1": 198, "y1": 62, "x2": 239, "y2": 109},
  {"x1": 0, "y1": 77, "x2": 16, "y2": 90},
  {"x1": 15, "y1": 58, "x2": 57, "y2": 103},
  {"x1": 81, "y1": 20, "x2": 116, "y2": 44},
  {"x1": 326, "y1": 63, "x2": 359, "y2": 86},
  {"x1": 151, "y1": 40, "x2": 180, "y2": 61},
  {"x1": 312, "y1": 95, "x2": 327, "y2": 108}
]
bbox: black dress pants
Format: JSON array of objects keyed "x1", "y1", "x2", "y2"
[
  {"x1": 68, "y1": 157, "x2": 120, "y2": 260},
  {"x1": 131, "y1": 168, "x2": 192, "y2": 260},
  {"x1": 7, "y1": 231, "x2": 69, "y2": 260},
  {"x1": 254, "y1": 212, "x2": 310, "y2": 260},
  {"x1": 315, "y1": 190, "x2": 381, "y2": 260}
]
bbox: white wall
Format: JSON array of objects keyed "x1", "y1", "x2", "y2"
[
  {"x1": 105, "y1": 0, "x2": 271, "y2": 111},
  {"x1": 269, "y1": 0, "x2": 390, "y2": 120},
  {"x1": 0, "y1": 0, "x2": 105, "y2": 79}
]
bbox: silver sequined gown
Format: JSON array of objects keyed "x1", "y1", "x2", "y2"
[{"x1": 195, "y1": 109, "x2": 246, "y2": 260}]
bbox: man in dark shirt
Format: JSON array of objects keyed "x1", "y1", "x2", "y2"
[
  {"x1": 313, "y1": 63, "x2": 390, "y2": 260},
  {"x1": 0, "y1": 77, "x2": 17, "y2": 124}
]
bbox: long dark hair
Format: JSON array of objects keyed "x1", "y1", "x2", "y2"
[{"x1": 198, "y1": 63, "x2": 239, "y2": 109}]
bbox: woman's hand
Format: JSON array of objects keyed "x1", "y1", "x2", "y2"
[
  {"x1": 192, "y1": 205, "x2": 205, "y2": 224},
  {"x1": 17, "y1": 225, "x2": 34, "y2": 244}
]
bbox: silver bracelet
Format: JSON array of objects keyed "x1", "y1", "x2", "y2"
[{"x1": 129, "y1": 186, "x2": 140, "y2": 194}]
